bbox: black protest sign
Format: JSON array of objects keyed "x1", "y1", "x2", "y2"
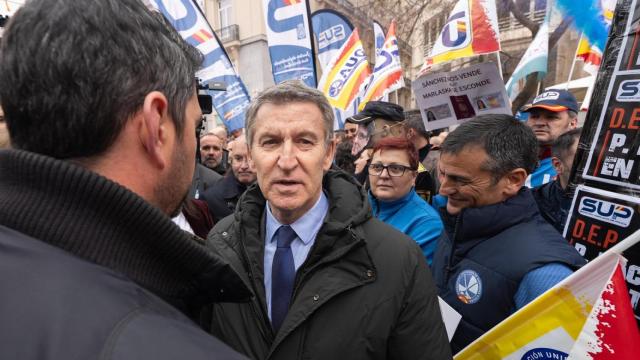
[{"x1": 565, "y1": 0, "x2": 640, "y2": 326}]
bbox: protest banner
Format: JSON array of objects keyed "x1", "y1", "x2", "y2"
[
  {"x1": 454, "y1": 241, "x2": 640, "y2": 359},
  {"x1": 310, "y1": 9, "x2": 357, "y2": 129},
  {"x1": 145, "y1": 0, "x2": 251, "y2": 132},
  {"x1": 563, "y1": 186, "x2": 640, "y2": 321},
  {"x1": 317, "y1": 28, "x2": 371, "y2": 111},
  {"x1": 361, "y1": 20, "x2": 404, "y2": 104},
  {"x1": 310, "y1": 9, "x2": 353, "y2": 71},
  {"x1": 422, "y1": 0, "x2": 500, "y2": 69},
  {"x1": 412, "y1": 62, "x2": 510, "y2": 131},
  {"x1": 263, "y1": 0, "x2": 317, "y2": 87},
  {"x1": 565, "y1": 0, "x2": 640, "y2": 326}
]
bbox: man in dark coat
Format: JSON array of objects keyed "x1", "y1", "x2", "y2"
[
  {"x1": 0, "y1": 0, "x2": 249, "y2": 358},
  {"x1": 203, "y1": 134, "x2": 256, "y2": 222},
  {"x1": 205, "y1": 81, "x2": 451, "y2": 360},
  {"x1": 432, "y1": 115, "x2": 586, "y2": 353},
  {"x1": 533, "y1": 128, "x2": 582, "y2": 233}
]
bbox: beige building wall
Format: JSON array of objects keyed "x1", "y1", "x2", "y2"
[{"x1": 202, "y1": 0, "x2": 274, "y2": 97}]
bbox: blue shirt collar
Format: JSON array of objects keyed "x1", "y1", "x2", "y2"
[{"x1": 265, "y1": 192, "x2": 329, "y2": 245}]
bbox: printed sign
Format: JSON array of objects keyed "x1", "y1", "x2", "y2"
[
  {"x1": 566, "y1": 0, "x2": 640, "y2": 327},
  {"x1": 563, "y1": 186, "x2": 640, "y2": 322},
  {"x1": 583, "y1": 74, "x2": 640, "y2": 188},
  {"x1": 412, "y1": 62, "x2": 510, "y2": 131}
]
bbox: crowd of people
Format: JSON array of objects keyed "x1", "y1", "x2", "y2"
[{"x1": 0, "y1": 0, "x2": 590, "y2": 359}]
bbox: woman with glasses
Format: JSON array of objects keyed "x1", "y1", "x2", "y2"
[{"x1": 368, "y1": 137, "x2": 443, "y2": 265}]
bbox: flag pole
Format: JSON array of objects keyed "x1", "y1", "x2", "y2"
[
  {"x1": 304, "y1": 0, "x2": 319, "y2": 88},
  {"x1": 609, "y1": 228, "x2": 640, "y2": 255},
  {"x1": 566, "y1": 32, "x2": 583, "y2": 90},
  {"x1": 496, "y1": 51, "x2": 504, "y2": 80}
]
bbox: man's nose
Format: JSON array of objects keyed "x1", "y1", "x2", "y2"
[
  {"x1": 277, "y1": 140, "x2": 298, "y2": 171},
  {"x1": 439, "y1": 177, "x2": 455, "y2": 196}
]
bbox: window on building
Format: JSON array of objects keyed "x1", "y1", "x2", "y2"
[
  {"x1": 534, "y1": 0, "x2": 547, "y2": 11},
  {"x1": 423, "y1": 14, "x2": 443, "y2": 56},
  {"x1": 218, "y1": 0, "x2": 232, "y2": 28}
]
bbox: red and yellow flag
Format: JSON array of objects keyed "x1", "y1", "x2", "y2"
[
  {"x1": 317, "y1": 28, "x2": 372, "y2": 110},
  {"x1": 422, "y1": 0, "x2": 500, "y2": 69},
  {"x1": 361, "y1": 20, "x2": 404, "y2": 104}
]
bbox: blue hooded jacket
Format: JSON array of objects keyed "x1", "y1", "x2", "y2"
[{"x1": 369, "y1": 188, "x2": 443, "y2": 264}]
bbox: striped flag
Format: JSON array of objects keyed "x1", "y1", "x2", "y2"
[
  {"x1": 575, "y1": 0, "x2": 616, "y2": 76},
  {"x1": 505, "y1": 16, "x2": 549, "y2": 101},
  {"x1": 317, "y1": 28, "x2": 371, "y2": 110},
  {"x1": 454, "y1": 248, "x2": 640, "y2": 359},
  {"x1": 422, "y1": 0, "x2": 500, "y2": 69},
  {"x1": 361, "y1": 20, "x2": 404, "y2": 104},
  {"x1": 187, "y1": 29, "x2": 214, "y2": 44}
]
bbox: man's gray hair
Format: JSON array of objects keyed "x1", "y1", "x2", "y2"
[
  {"x1": 441, "y1": 114, "x2": 538, "y2": 183},
  {"x1": 245, "y1": 80, "x2": 334, "y2": 147}
]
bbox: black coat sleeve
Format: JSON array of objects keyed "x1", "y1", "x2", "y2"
[{"x1": 387, "y1": 246, "x2": 453, "y2": 360}]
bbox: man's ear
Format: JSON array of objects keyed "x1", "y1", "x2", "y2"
[
  {"x1": 502, "y1": 168, "x2": 528, "y2": 196},
  {"x1": 551, "y1": 156, "x2": 564, "y2": 176},
  {"x1": 569, "y1": 115, "x2": 578, "y2": 129},
  {"x1": 323, "y1": 139, "x2": 337, "y2": 171},
  {"x1": 139, "y1": 91, "x2": 170, "y2": 170}
]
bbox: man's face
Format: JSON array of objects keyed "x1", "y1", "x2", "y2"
[
  {"x1": 552, "y1": 138, "x2": 579, "y2": 190},
  {"x1": 369, "y1": 148, "x2": 417, "y2": 202},
  {"x1": 438, "y1": 146, "x2": 513, "y2": 215},
  {"x1": 230, "y1": 139, "x2": 256, "y2": 186},
  {"x1": 344, "y1": 122, "x2": 358, "y2": 141},
  {"x1": 351, "y1": 124, "x2": 370, "y2": 156},
  {"x1": 249, "y1": 102, "x2": 335, "y2": 223},
  {"x1": 157, "y1": 92, "x2": 201, "y2": 217},
  {"x1": 526, "y1": 108, "x2": 577, "y2": 146},
  {"x1": 200, "y1": 134, "x2": 224, "y2": 169}
]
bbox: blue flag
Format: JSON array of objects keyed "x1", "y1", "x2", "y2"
[
  {"x1": 311, "y1": 9, "x2": 353, "y2": 71},
  {"x1": 263, "y1": 0, "x2": 317, "y2": 87},
  {"x1": 148, "y1": 0, "x2": 251, "y2": 132}
]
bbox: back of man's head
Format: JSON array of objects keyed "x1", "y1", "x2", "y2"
[
  {"x1": 551, "y1": 127, "x2": 582, "y2": 164},
  {"x1": 0, "y1": 0, "x2": 203, "y2": 159},
  {"x1": 441, "y1": 114, "x2": 538, "y2": 181},
  {"x1": 404, "y1": 110, "x2": 430, "y2": 139}
]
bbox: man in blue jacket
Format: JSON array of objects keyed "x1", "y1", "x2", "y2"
[{"x1": 432, "y1": 115, "x2": 585, "y2": 353}]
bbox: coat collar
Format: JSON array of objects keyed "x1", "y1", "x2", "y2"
[
  {"x1": 0, "y1": 149, "x2": 251, "y2": 311},
  {"x1": 441, "y1": 187, "x2": 540, "y2": 242}
]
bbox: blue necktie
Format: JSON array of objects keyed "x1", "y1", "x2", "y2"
[{"x1": 271, "y1": 225, "x2": 297, "y2": 332}]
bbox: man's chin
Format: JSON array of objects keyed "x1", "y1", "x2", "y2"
[
  {"x1": 203, "y1": 160, "x2": 218, "y2": 168},
  {"x1": 446, "y1": 202, "x2": 463, "y2": 216}
]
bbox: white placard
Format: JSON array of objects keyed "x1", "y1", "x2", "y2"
[{"x1": 412, "y1": 62, "x2": 511, "y2": 131}]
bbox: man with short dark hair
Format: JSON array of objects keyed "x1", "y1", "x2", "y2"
[
  {"x1": 202, "y1": 134, "x2": 256, "y2": 222},
  {"x1": 432, "y1": 115, "x2": 585, "y2": 353},
  {"x1": 205, "y1": 81, "x2": 451, "y2": 360},
  {"x1": 344, "y1": 121, "x2": 358, "y2": 141},
  {"x1": 533, "y1": 128, "x2": 582, "y2": 233},
  {"x1": 201, "y1": 131, "x2": 227, "y2": 175},
  {"x1": 523, "y1": 89, "x2": 579, "y2": 188},
  {"x1": 0, "y1": 1, "x2": 248, "y2": 358},
  {"x1": 405, "y1": 109, "x2": 439, "y2": 200}
]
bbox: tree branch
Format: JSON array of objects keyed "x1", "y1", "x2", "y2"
[{"x1": 507, "y1": 0, "x2": 539, "y2": 35}]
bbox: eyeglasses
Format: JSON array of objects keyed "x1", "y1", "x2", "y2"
[{"x1": 369, "y1": 163, "x2": 415, "y2": 177}]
